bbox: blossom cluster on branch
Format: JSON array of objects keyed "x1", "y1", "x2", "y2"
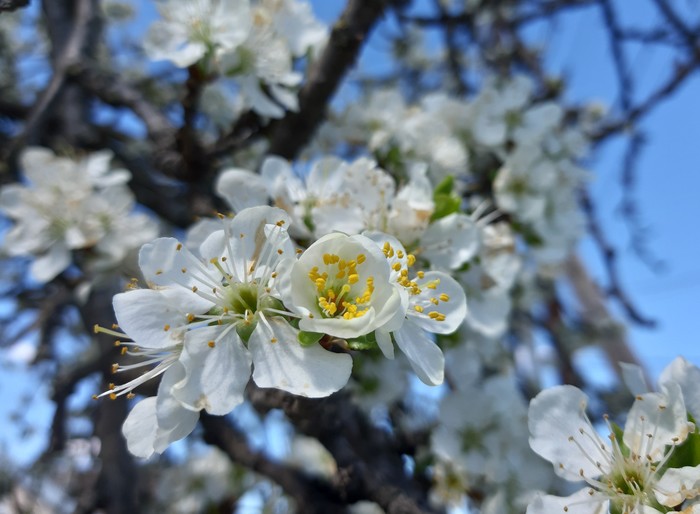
[{"x1": 0, "y1": 0, "x2": 698, "y2": 513}]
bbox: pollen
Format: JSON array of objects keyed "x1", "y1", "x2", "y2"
[{"x1": 208, "y1": 341, "x2": 216, "y2": 348}]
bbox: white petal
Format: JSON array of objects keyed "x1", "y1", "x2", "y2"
[
  {"x1": 153, "y1": 363, "x2": 199, "y2": 453},
  {"x1": 655, "y1": 466, "x2": 700, "y2": 507},
  {"x1": 113, "y1": 288, "x2": 211, "y2": 349},
  {"x1": 420, "y1": 213, "x2": 480, "y2": 269},
  {"x1": 375, "y1": 329, "x2": 395, "y2": 359},
  {"x1": 139, "y1": 237, "x2": 203, "y2": 289},
  {"x1": 660, "y1": 357, "x2": 700, "y2": 422},
  {"x1": 394, "y1": 321, "x2": 444, "y2": 385},
  {"x1": 526, "y1": 489, "x2": 608, "y2": 514},
  {"x1": 624, "y1": 382, "x2": 693, "y2": 460},
  {"x1": 199, "y1": 206, "x2": 292, "y2": 282},
  {"x1": 215, "y1": 168, "x2": 269, "y2": 213},
  {"x1": 528, "y1": 385, "x2": 607, "y2": 481},
  {"x1": 408, "y1": 271, "x2": 466, "y2": 334},
  {"x1": 251, "y1": 317, "x2": 352, "y2": 397},
  {"x1": 173, "y1": 326, "x2": 251, "y2": 415},
  {"x1": 620, "y1": 362, "x2": 649, "y2": 396},
  {"x1": 30, "y1": 241, "x2": 71, "y2": 283},
  {"x1": 122, "y1": 397, "x2": 159, "y2": 459}
]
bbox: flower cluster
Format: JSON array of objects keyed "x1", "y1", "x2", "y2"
[
  {"x1": 97, "y1": 203, "x2": 466, "y2": 456},
  {"x1": 144, "y1": 0, "x2": 326, "y2": 118},
  {"x1": 0, "y1": 147, "x2": 157, "y2": 284},
  {"x1": 528, "y1": 357, "x2": 700, "y2": 514}
]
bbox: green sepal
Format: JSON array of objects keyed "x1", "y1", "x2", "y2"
[
  {"x1": 297, "y1": 330, "x2": 324, "y2": 347},
  {"x1": 433, "y1": 175, "x2": 454, "y2": 196},
  {"x1": 347, "y1": 332, "x2": 378, "y2": 351},
  {"x1": 431, "y1": 175, "x2": 461, "y2": 221}
]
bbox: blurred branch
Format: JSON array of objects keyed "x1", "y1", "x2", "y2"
[
  {"x1": 3, "y1": 0, "x2": 94, "y2": 161},
  {"x1": 0, "y1": 0, "x2": 29, "y2": 12},
  {"x1": 580, "y1": 189, "x2": 656, "y2": 327},
  {"x1": 201, "y1": 414, "x2": 350, "y2": 514},
  {"x1": 564, "y1": 253, "x2": 652, "y2": 384},
  {"x1": 267, "y1": 0, "x2": 392, "y2": 159},
  {"x1": 248, "y1": 387, "x2": 438, "y2": 514}
]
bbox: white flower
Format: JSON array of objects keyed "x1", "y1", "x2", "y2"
[
  {"x1": 144, "y1": 0, "x2": 252, "y2": 68},
  {"x1": 528, "y1": 384, "x2": 699, "y2": 514},
  {"x1": 366, "y1": 233, "x2": 467, "y2": 385},
  {"x1": 100, "y1": 206, "x2": 351, "y2": 456},
  {"x1": 281, "y1": 232, "x2": 404, "y2": 339},
  {"x1": 264, "y1": 0, "x2": 327, "y2": 57},
  {"x1": 0, "y1": 147, "x2": 155, "y2": 283}
]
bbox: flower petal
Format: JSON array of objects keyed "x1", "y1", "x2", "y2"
[
  {"x1": 251, "y1": 317, "x2": 352, "y2": 397},
  {"x1": 114, "y1": 288, "x2": 211, "y2": 349},
  {"x1": 528, "y1": 385, "x2": 607, "y2": 481},
  {"x1": 173, "y1": 325, "x2": 251, "y2": 415},
  {"x1": 394, "y1": 320, "x2": 444, "y2": 385}
]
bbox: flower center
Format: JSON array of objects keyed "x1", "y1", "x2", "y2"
[{"x1": 308, "y1": 252, "x2": 375, "y2": 320}]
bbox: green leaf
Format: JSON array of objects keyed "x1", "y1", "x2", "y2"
[
  {"x1": 297, "y1": 331, "x2": 324, "y2": 347},
  {"x1": 430, "y1": 194, "x2": 461, "y2": 222},
  {"x1": 433, "y1": 175, "x2": 454, "y2": 197}
]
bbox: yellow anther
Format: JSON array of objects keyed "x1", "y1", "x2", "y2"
[
  {"x1": 336, "y1": 270, "x2": 346, "y2": 279},
  {"x1": 109, "y1": 393, "x2": 117, "y2": 400},
  {"x1": 277, "y1": 249, "x2": 284, "y2": 255},
  {"x1": 114, "y1": 340, "x2": 121, "y2": 347},
  {"x1": 315, "y1": 277, "x2": 326, "y2": 291},
  {"x1": 427, "y1": 279, "x2": 440, "y2": 289},
  {"x1": 439, "y1": 293, "x2": 450, "y2": 302},
  {"x1": 417, "y1": 270, "x2": 425, "y2": 279},
  {"x1": 111, "y1": 363, "x2": 119, "y2": 373},
  {"x1": 208, "y1": 341, "x2": 216, "y2": 348},
  {"x1": 192, "y1": 286, "x2": 198, "y2": 292},
  {"x1": 392, "y1": 262, "x2": 402, "y2": 272},
  {"x1": 163, "y1": 324, "x2": 170, "y2": 332},
  {"x1": 407, "y1": 254, "x2": 416, "y2": 267},
  {"x1": 187, "y1": 313, "x2": 195, "y2": 322},
  {"x1": 414, "y1": 305, "x2": 424, "y2": 313},
  {"x1": 121, "y1": 347, "x2": 128, "y2": 355},
  {"x1": 276, "y1": 220, "x2": 285, "y2": 226},
  {"x1": 93, "y1": 324, "x2": 100, "y2": 334},
  {"x1": 357, "y1": 254, "x2": 366, "y2": 264},
  {"x1": 108, "y1": 383, "x2": 116, "y2": 390},
  {"x1": 430, "y1": 298, "x2": 439, "y2": 305},
  {"x1": 181, "y1": 267, "x2": 187, "y2": 273},
  {"x1": 271, "y1": 272, "x2": 278, "y2": 278},
  {"x1": 348, "y1": 273, "x2": 359, "y2": 284},
  {"x1": 270, "y1": 337, "x2": 278, "y2": 343},
  {"x1": 397, "y1": 250, "x2": 404, "y2": 259},
  {"x1": 127, "y1": 393, "x2": 135, "y2": 399},
  {"x1": 176, "y1": 243, "x2": 183, "y2": 251}
]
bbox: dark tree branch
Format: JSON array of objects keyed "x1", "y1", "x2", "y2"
[
  {"x1": 0, "y1": 0, "x2": 29, "y2": 12},
  {"x1": 267, "y1": 0, "x2": 392, "y2": 160},
  {"x1": 201, "y1": 413, "x2": 350, "y2": 514},
  {"x1": 599, "y1": 0, "x2": 633, "y2": 112},
  {"x1": 3, "y1": 0, "x2": 94, "y2": 160},
  {"x1": 248, "y1": 387, "x2": 439, "y2": 514}
]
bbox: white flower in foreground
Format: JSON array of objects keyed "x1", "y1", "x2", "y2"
[
  {"x1": 528, "y1": 384, "x2": 699, "y2": 514},
  {"x1": 366, "y1": 233, "x2": 467, "y2": 385},
  {"x1": 281, "y1": 232, "x2": 404, "y2": 339},
  {"x1": 98, "y1": 206, "x2": 351, "y2": 457},
  {"x1": 144, "y1": 0, "x2": 252, "y2": 68}
]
